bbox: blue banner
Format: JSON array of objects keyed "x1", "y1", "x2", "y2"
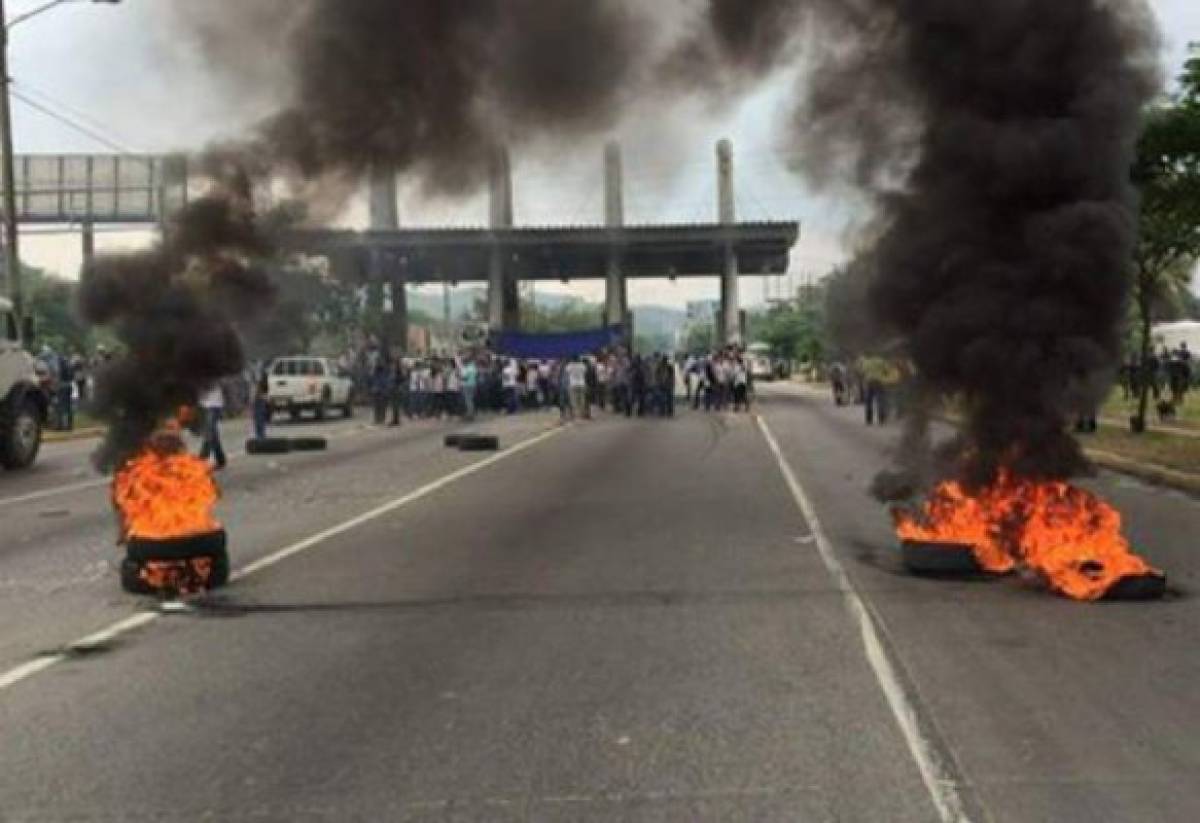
[{"x1": 491, "y1": 325, "x2": 625, "y2": 359}]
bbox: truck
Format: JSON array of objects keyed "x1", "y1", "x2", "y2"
[
  {"x1": 0, "y1": 297, "x2": 46, "y2": 469},
  {"x1": 267, "y1": 355, "x2": 355, "y2": 421},
  {"x1": 746, "y1": 343, "x2": 778, "y2": 382}
]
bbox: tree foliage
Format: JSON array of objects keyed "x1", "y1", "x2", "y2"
[{"x1": 1130, "y1": 45, "x2": 1200, "y2": 428}]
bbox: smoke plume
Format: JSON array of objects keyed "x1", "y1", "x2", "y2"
[
  {"x1": 79, "y1": 190, "x2": 277, "y2": 473},
  {"x1": 165, "y1": 0, "x2": 650, "y2": 196},
  {"x1": 159, "y1": 0, "x2": 1159, "y2": 493},
  {"x1": 809, "y1": 0, "x2": 1158, "y2": 489}
]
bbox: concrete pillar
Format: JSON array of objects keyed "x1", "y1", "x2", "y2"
[
  {"x1": 487, "y1": 248, "x2": 505, "y2": 330},
  {"x1": 81, "y1": 222, "x2": 94, "y2": 271},
  {"x1": 487, "y1": 146, "x2": 518, "y2": 332},
  {"x1": 368, "y1": 165, "x2": 405, "y2": 352},
  {"x1": 604, "y1": 141, "x2": 626, "y2": 329},
  {"x1": 368, "y1": 165, "x2": 399, "y2": 230},
  {"x1": 717, "y1": 139, "x2": 740, "y2": 345}
]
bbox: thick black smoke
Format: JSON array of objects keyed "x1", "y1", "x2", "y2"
[
  {"x1": 162, "y1": 0, "x2": 1159, "y2": 492},
  {"x1": 165, "y1": 0, "x2": 648, "y2": 196},
  {"x1": 79, "y1": 192, "x2": 277, "y2": 473},
  {"x1": 809, "y1": 0, "x2": 1158, "y2": 490}
]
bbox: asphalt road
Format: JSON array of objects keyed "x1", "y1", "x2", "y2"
[{"x1": 0, "y1": 388, "x2": 1197, "y2": 822}]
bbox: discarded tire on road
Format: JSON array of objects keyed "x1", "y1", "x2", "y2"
[
  {"x1": 900, "y1": 540, "x2": 983, "y2": 576},
  {"x1": 457, "y1": 435, "x2": 499, "y2": 452},
  {"x1": 245, "y1": 438, "x2": 291, "y2": 455},
  {"x1": 1102, "y1": 572, "x2": 1167, "y2": 601},
  {"x1": 289, "y1": 437, "x2": 328, "y2": 452},
  {"x1": 121, "y1": 529, "x2": 230, "y2": 596}
]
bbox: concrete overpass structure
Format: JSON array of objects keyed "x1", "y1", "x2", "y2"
[
  {"x1": 286, "y1": 140, "x2": 800, "y2": 350},
  {"x1": 6, "y1": 141, "x2": 800, "y2": 350}
]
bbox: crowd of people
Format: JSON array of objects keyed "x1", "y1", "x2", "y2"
[
  {"x1": 32, "y1": 344, "x2": 112, "y2": 432},
  {"x1": 681, "y1": 350, "x2": 755, "y2": 413},
  {"x1": 348, "y1": 346, "x2": 687, "y2": 426},
  {"x1": 826, "y1": 356, "x2": 910, "y2": 426},
  {"x1": 1121, "y1": 343, "x2": 1194, "y2": 410}
]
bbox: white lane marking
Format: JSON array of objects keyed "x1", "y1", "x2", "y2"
[
  {"x1": 0, "y1": 424, "x2": 565, "y2": 694},
  {"x1": 0, "y1": 422, "x2": 371, "y2": 509},
  {"x1": 756, "y1": 416, "x2": 971, "y2": 823},
  {"x1": 0, "y1": 477, "x2": 109, "y2": 507},
  {"x1": 232, "y1": 424, "x2": 564, "y2": 580}
]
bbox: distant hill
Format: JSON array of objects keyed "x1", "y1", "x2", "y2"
[{"x1": 406, "y1": 286, "x2": 688, "y2": 339}]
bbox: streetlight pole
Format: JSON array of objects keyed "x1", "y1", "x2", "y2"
[
  {"x1": 0, "y1": 0, "x2": 120, "y2": 327},
  {"x1": 0, "y1": 0, "x2": 23, "y2": 324}
]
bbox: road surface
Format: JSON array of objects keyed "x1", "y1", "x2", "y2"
[{"x1": 0, "y1": 386, "x2": 1197, "y2": 822}]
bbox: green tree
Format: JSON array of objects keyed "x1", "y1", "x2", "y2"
[
  {"x1": 684, "y1": 322, "x2": 716, "y2": 353},
  {"x1": 522, "y1": 298, "x2": 602, "y2": 333},
  {"x1": 243, "y1": 261, "x2": 365, "y2": 357},
  {"x1": 22, "y1": 265, "x2": 94, "y2": 355},
  {"x1": 753, "y1": 299, "x2": 825, "y2": 363},
  {"x1": 1130, "y1": 46, "x2": 1200, "y2": 431}
]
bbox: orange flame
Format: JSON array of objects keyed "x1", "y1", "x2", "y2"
[
  {"x1": 895, "y1": 473, "x2": 1157, "y2": 600},
  {"x1": 894, "y1": 481, "x2": 1016, "y2": 573},
  {"x1": 113, "y1": 447, "x2": 219, "y2": 541}
]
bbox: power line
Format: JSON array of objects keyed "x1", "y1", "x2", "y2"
[
  {"x1": 10, "y1": 88, "x2": 134, "y2": 153},
  {"x1": 12, "y1": 80, "x2": 142, "y2": 152}
]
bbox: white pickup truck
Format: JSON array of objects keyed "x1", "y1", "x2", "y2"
[
  {"x1": 267, "y1": 356, "x2": 354, "y2": 421},
  {"x1": 0, "y1": 297, "x2": 47, "y2": 469}
]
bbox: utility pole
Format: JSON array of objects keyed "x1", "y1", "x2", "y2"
[{"x1": 0, "y1": 0, "x2": 23, "y2": 324}]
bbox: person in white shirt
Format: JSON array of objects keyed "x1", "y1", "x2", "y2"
[
  {"x1": 198, "y1": 382, "x2": 227, "y2": 470},
  {"x1": 502, "y1": 359, "x2": 520, "y2": 414},
  {"x1": 564, "y1": 356, "x2": 588, "y2": 420}
]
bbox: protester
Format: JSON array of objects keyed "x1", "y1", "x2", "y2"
[
  {"x1": 461, "y1": 357, "x2": 478, "y2": 421},
  {"x1": 858, "y1": 354, "x2": 893, "y2": 426},
  {"x1": 251, "y1": 365, "x2": 270, "y2": 440},
  {"x1": 389, "y1": 357, "x2": 408, "y2": 426},
  {"x1": 198, "y1": 381, "x2": 227, "y2": 470}
]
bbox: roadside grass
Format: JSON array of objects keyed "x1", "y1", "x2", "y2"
[
  {"x1": 1085, "y1": 427, "x2": 1200, "y2": 477},
  {"x1": 1102, "y1": 388, "x2": 1200, "y2": 431}
]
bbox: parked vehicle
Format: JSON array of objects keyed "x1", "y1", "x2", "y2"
[
  {"x1": 0, "y1": 298, "x2": 47, "y2": 469},
  {"x1": 267, "y1": 356, "x2": 354, "y2": 421},
  {"x1": 746, "y1": 343, "x2": 777, "y2": 382}
]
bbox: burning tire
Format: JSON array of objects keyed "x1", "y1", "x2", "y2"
[
  {"x1": 900, "y1": 540, "x2": 984, "y2": 576},
  {"x1": 289, "y1": 437, "x2": 328, "y2": 452},
  {"x1": 457, "y1": 435, "x2": 499, "y2": 452},
  {"x1": 1102, "y1": 572, "x2": 1167, "y2": 601},
  {"x1": 245, "y1": 437, "x2": 291, "y2": 455},
  {"x1": 121, "y1": 529, "x2": 230, "y2": 596}
]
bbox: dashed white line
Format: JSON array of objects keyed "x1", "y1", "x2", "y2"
[
  {"x1": 756, "y1": 415, "x2": 972, "y2": 823},
  {"x1": 0, "y1": 423, "x2": 565, "y2": 694}
]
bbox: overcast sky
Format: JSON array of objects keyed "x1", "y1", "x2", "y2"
[{"x1": 7, "y1": 0, "x2": 1199, "y2": 309}]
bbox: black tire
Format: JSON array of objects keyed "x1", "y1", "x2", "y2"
[
  {"x1": 127, "y1": 531, "x2": 227, "y2": 562},
  {"x1": 245, "y1": 437, "x2": 291, "y2": 455},
  {"x1": 458, "y1": 434, "x2": 499, "y2": 452},
  {"x1": 343, "y1": 398, "x2": 354, "y2": 418},
  {"x1": 0, "y1": 396, "x2": 42, "y2": 470},
  {"x1": 900, "y1": 541, "x2": 982, "y2": 576},
  {"x1": 315, "y1": 389, "x2": 331, "y2": 421},
  {"x1": 444, "y1": 433, "x2": 466, "y2": 447},
  {"x1": 1103, "y1": 573, "x2": 1167, "y2": 601},
  {"x1": 289, "y1": 437, "x2": 328, "y2": 452},
  {"x1": 122, "y1": 531, "x2": 230, "y2": 595}
]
